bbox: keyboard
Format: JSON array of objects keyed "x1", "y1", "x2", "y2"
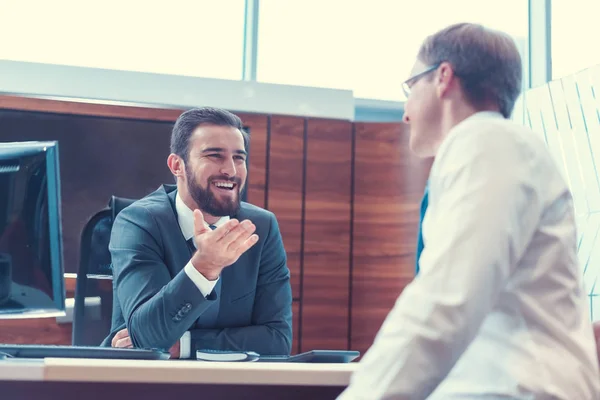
[{"x1": 0, "y1": 344, "x2": 170, "y2": 360}]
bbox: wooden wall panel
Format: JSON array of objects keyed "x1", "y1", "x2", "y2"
[
  {"x1": 0, "y1": 94, "x2": 439, "y2": 358},
  {"x1": 351, "y1": 122, "x2": 432, "y2": 356},
  {"x1": 240, "y1": 114, "x2": 268, "y2": 208},
  {"x1": 0, "y1": 319, "x2": 71, "y2": 345},
  {"x1": 266, "y1": 116, "x2": 305, "y2": 300},
  {"x1": 301, "y1": 119, "x2": 352, "y2": 352}
]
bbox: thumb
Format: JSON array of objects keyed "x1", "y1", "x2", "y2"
[{"x1": 193, "y1": 209, "x2": 209, "y2": 236}]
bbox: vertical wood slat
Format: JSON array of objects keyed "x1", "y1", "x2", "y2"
[
  {"x1": 350, "y1": 122, "x2": 432, "y2": 355},
  {"x1": 301, "y1": 119, "x2": 352, "y2": 352},
  {"x1": 266, "y1": 116, "x2": 305, "y2": 301},
  {"x1": 239, "y1": 113, "x2": 268, "y2": 208}
]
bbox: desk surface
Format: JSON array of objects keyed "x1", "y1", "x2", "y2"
[{"x1": 0, "y1": 358, "x2": 357, "y2": 386}]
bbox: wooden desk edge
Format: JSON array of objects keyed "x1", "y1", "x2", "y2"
[
  {"x1": 0, "y1": 359, "x2": 44, "y2": 381},
  {"x1": 41, "y1": 358, "x2": 357, "y2": 386}
]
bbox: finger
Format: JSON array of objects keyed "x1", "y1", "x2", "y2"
[
  {"x1": 211, "y1": 218, "x2": 240, "y2": 240},
  {"x1": 221, "y1": 220, "x2": 256, "y2": 248},
  {"x1": 169, "y1": 342, "x2": 181, "y2": 359},
  {"x1": 193, "y1": 209, "x2": 210, "y2": 237},
  {"x1": 113, "y1": 335, "x2": 130, "y2": 348},
  {"x1": 232, "y1": 234, "x2": 259, "y2": 255},
  {"x1": 115, "y1": 337, "x2": 133, "y2": 348},
  {"x1": 111, "y1": 328, "x2": 129, "y2": 346}
]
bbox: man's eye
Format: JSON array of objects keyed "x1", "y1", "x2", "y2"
[
  {"x1": 234, "y1": 156, "x2": 246, "y2": 161},
  {"x1": 208, "y1": 154, "x2": 222, "y2": 159}
]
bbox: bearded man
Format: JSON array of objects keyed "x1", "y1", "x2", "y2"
[{"x1": 103, "y1": 107, "x2": 292, "y2": 359}]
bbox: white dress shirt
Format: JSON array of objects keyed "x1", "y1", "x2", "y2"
[
  {"x1": 339, "y1": 112, "x2": 600, "y2": 399},
  {"x1": 176, "y1": 193, "x2": 229, "y2": 359}
]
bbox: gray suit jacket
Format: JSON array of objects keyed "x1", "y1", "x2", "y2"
[{"x1": 101, "y1": 184, "x2": 293, "y2": 356}]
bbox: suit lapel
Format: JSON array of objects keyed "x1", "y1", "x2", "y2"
[{"x1": 162, "y1": 186, "x2": 191, "y2": 275}]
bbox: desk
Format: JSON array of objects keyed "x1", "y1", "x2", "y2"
[{"x1": 0, "y1": 358, "x2": 356, "y2": 399}]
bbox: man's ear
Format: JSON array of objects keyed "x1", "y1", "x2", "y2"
[
  {"x1": 167, "y1": 153, "x2": 185, "y2": 178},
  {"x1": 436, "y1": 62, "x2": 456, "y2": 98}
]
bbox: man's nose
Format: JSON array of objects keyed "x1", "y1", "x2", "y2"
[{"x1": 220, "y1": 157, "x2": 237, "y2": 176}]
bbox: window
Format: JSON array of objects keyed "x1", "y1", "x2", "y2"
[
  {"x1": 0, "y1": 0, "x2": 245, "y2": 80},
  {"x1": 257, "y1": 0, "x2": 528, "y2": 101},
  {"x1": 552, "y1": 0, "x2": 600, "y2": 79}
]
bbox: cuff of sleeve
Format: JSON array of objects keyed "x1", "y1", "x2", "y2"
[
  {"x1": 184, "y1": 261, "x2": 219, "y2": 297},
  {"x1": 179, "y1": 331, "x2": 191, "y2": 359}
]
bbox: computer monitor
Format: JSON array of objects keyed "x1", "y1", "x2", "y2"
[
  {"x1": 0, "y1": 140, "x2": 168, "y2": 361},
  {"x1": 0, "y1": 141, "x2": 65, "y2": 318}
]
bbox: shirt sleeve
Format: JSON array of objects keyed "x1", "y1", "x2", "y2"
[
  {"x1": 184, "y1": 261, "x2": 219, "y2": 297},
  {"x1": 179, "y1": 331, "x2": 191, "y2": 359}
]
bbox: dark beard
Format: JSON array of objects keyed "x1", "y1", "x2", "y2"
[{"x1": 185, "y1": 167, "x2": 242, "y2": 217}]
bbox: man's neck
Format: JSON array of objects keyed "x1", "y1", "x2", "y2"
[
  {"x1": 201, "y1": 213, "x2": 221, "y2": 225},
  {"x1": 439, "y1": 102, "x2": 501, "y2": 145},
  {"x1": 441, "y1": 103, "x2": 478, "y2": 139}
]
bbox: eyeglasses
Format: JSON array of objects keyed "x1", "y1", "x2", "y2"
[{"x1": 402, "y1": 63, "x2": 441, "y2": 98}]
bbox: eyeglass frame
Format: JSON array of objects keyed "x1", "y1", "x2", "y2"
[{"x1": 402, "y1": 63, "x2": 442, "y2": 98}]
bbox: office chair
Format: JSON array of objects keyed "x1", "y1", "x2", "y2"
[{"x1": 72, "y1": 196, "x2": 136, "y2": 346}]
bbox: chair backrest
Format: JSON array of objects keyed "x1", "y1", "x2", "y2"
[
  {"x1": 72, "y1": 196, "x2": 136, "y2": 346},
  {"x1": 110, "y1": 196, "x2": 136, "y2": 224}
]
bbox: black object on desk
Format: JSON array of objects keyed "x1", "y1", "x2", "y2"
[
  {"x1": 258, "y1": 350, "x2": 360, "y2": 363},
  {"x1": 0, "y1": 344, "x2": 170, "y2": 360}
]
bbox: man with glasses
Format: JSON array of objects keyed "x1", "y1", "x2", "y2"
[{"x1": 339, "y1": 23, "x2": 600, "y2": 399}]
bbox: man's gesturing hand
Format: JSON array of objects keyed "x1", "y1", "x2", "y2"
[{"x1": 190, "y1": 209, "x2": 259, "y2": 280}]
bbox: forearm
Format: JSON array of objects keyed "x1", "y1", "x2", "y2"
[
  {"x1": 126, "y1": 270, "x2": 215, "y2": 350},
  {"x1": 188, "y1": 323, "x2": 292, "y2": 357}
]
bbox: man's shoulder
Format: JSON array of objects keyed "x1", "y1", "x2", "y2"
[
  {"x1": 442, "y1": 117, "x2": 547, "y2": 162},
  {"x1": 116, "y1": 185, "x2": 174, "y2": 224}
]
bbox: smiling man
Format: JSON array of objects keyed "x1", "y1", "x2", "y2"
[{"x1": 102, "y1": 107, "x2": 292, "y2": 358}]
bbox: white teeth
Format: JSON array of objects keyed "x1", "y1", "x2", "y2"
[{"x1": 214, "y1": 182, "x2": 234, "y2": 189}]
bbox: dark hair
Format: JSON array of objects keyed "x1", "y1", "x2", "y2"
[
  {"x1": 418, "y1": 23, "x2": 522, "y2": 118},
  {"x1": 170, "y1": 107, "x2": 249, "y2": 161}
]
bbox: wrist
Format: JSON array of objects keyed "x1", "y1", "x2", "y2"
[{"x1": 190, "y1": 254, "x2": 220, "y2": 281}]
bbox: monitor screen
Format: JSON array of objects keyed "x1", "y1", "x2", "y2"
[{"x1": 0, "y1": 141, "x2": 65, "y2": 318}]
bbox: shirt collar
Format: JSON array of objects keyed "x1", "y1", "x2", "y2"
[
  {"x1": 175, "y1": 192, "x2": 230, "y2": 241},
  {"x1": 438, "y1": 111, "x2": 504, "y2": 155},
  {"x1": 451, "y1": 111, "x2": 504, "y2": 133},
  {"x1": 463, "y1": 110, "x2": 503, "y2": 122}
]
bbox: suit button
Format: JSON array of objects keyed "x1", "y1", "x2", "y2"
[{"x1": 184, "y1": 303, "x2": 192, "y2": 311}]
